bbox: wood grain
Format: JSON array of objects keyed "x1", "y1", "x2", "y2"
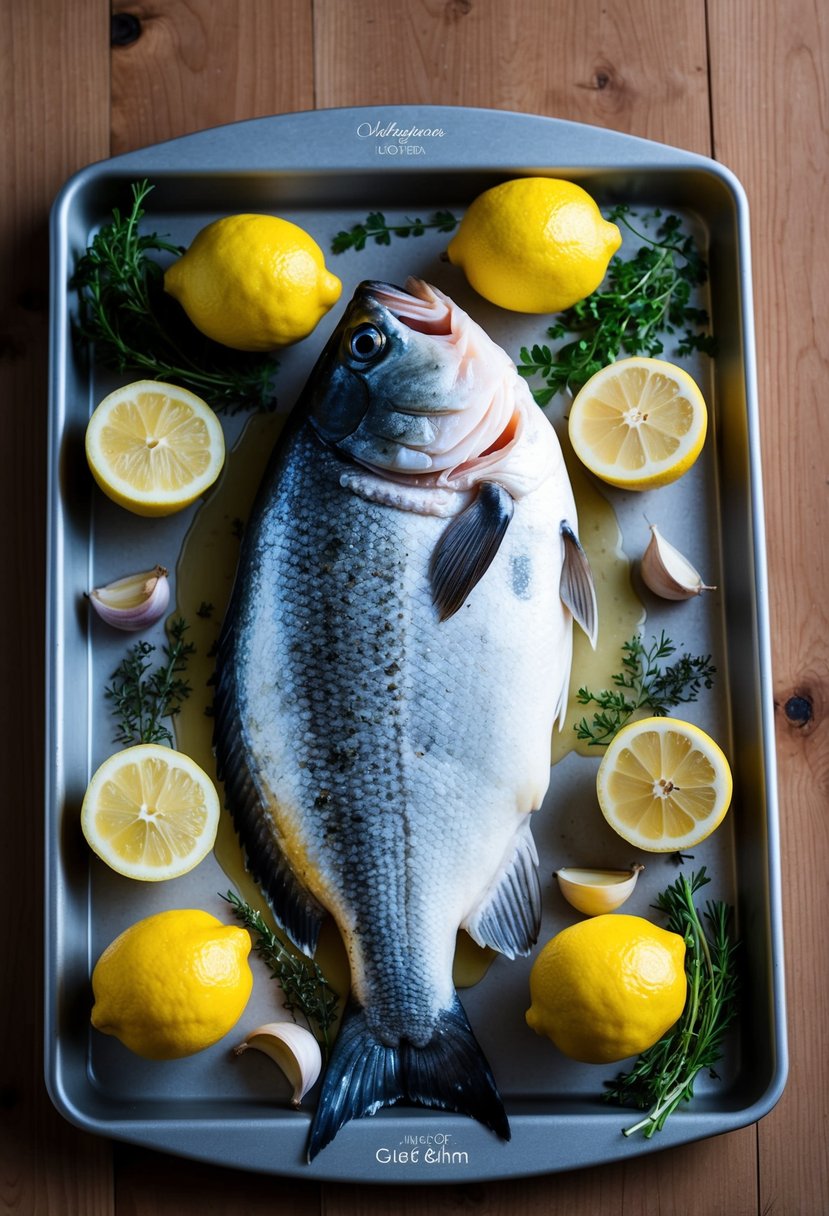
[
  {"x1": 110, "y1": 0, "x2": 315, "y2": 155},
  {"x1": 313, "y1": 2, "x2": 750, "y2": 1214},
  {"x1": 318, "y1": 1131, "x2": 759, "y2": 1216},
  {"x1": 3, "y1": 0, "x2": 823, "y2": 1209},
  {"x1": 0, "y1": 0, "x2": 113, "y2": 1213},
  {"x1": 113, "y1": 1144, "x2": 320, "y2": 1215},
  {"x1": 313, "y1": 0, "x2": 710, "y2": 153},
  {"x1": 708, "y1": 0, "x2": 829, "y2": 1211}
]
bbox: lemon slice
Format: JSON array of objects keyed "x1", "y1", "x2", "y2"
[
  {"x1": 568, "y1": 357, "x2": 707, "y2": 490},
  {"x1": 81, "y1": 744, "x2": 221, "y2": 880},
  {"x1": 85, "y1": 381, "x2": 225, "y2": 516},
  {"x1": 596, "y1": 717, "x2": 732, "y2": 851}
]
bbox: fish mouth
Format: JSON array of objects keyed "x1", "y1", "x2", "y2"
[
  {"x1": 358, "y1": 278, "x2": 454, "y2": 337},
  {"x1": 339, "y1": 278, "x2": 526, "y2": 490}
]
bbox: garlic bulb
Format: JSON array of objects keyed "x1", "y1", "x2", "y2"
[
  {"x1": 234, "y1": 1021, "x2": 322, "y2": 1108},
  {"x1": 555, "y1": 865, "x2": 644, "y2": 916},
  {"x1": 89, "y1": 565, "x2": 170, "y2": 631},
  {"x1": 640, "y1": 526, "x2": 715, "y2": 600}
]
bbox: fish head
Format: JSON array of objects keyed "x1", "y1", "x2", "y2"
[{"x1": 306, "y1": 278, "x2": 520, "y2": 483}]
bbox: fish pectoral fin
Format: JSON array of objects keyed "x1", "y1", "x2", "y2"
[
  {"x1": 430, "y1": 481, "x2": 514, "y2": 621},
  {"x1": 307, "y1": 995, "x2": 509, "y2": 1161},
  {"x1": 560, "y1": 520, "x2": 598, "y2": 649},
  {"x1": 463, "y1": 820, "x2": 541, "y2": 959}
]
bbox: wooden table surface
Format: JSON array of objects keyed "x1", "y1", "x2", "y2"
[{"x1": 2, "y1": 1, "x2": 826, "y2": 1212}]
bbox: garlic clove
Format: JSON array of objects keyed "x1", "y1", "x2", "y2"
[
  {"x1": 89, "y1": 565, "x2": 170, "y2": 631},
  {"x1": 234, "y1": 1021, "x2": 322, "y2": 1108},
  {"x1": 640, "y1": 525, "x2": 715, "y2": 601},
  {"x1": 555, "y1": 865, "x2": 644, "y2": 916}
]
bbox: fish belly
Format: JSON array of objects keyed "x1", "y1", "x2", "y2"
[{"x1": 223, "y1": 423, "x2": 567, "y2": 1046}]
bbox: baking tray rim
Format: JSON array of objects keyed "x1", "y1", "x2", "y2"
[{"x1": 44, "y1": 104, "x2": 788, "y2": 1180}]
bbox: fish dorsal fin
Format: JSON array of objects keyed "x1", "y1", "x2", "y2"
[
  {"x1": 560, "y1": 521, "x2": 598, "y2": 649},
  {"x1": 462, "y1": 819, "x2": 541, "y2": 959},
  {"x1": 430, "y1": 481, "x2": 514, "y2": 621}
]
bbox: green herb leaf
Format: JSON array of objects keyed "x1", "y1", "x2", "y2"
[
  {"x1": 517, "y1": 208, "x2": 717, "y2": 404},
  {"x1": 105, "y1": 617, "x2": 194, "y2": 745},
  {"x1": 332, "y1": 209, "x2": 459, "y2": 253},
  {"x1": 575, "y1": 631, "x2": 716, "y2": 746},
  {"x1": 72, "y1": 180, "x2": 278, "y2": 412},
  {"x1": 222, "y1": 890, "x2": 339, "y2": 1059},
  {"x1": 603, "y1": 869, "x2": 739, "y2": 1136}
]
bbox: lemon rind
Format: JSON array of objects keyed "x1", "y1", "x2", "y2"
[
  {"x1": 81, "y1": 743, "x2": 221, "y2": 882},
  {"x1": 596, "y1": 716, "x2": 732, "y2": 852},
  {"x1": 568, "y1": 358, "x2": 708, "y2": 490},
  {"x1": 85, "y1": 381, "x2": 226, "y2": 513}
]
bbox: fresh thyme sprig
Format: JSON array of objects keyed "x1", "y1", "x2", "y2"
[
  {"x1": 105, "y1": 617, "x2": 195, "y2": 746},
  {"x1": 518, "y1": 207, "x2": 716, "y2": 405},
  {"x1": 575, "y1": 631, "x2": 716, "y2": 747},
  {"x1": 222, "y1": 890, "x2": 339, "y2": 1060},
  {"x1": 331, "y1": 208, "x2": 459, "y2": 253},
  {"x1": 604, "y1": 869, "x2": 739, "y2": 1136},
  {"x1": 72, "y1": 180, "x2": 277, "y2": 412}
]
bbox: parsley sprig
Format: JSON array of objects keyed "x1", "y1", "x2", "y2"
[
  {"x1": 72, "y1": 180, "x2": 277, "y2": 412},
  {"x1": 604, "y1": 869, "x2": 739, "y2": 1136},
  {"x1": 332, "y1": 208, "x2": 458, "y2": 253},
  {"x1": 105, "y1": 618, "x2": 194, "y2": 746},
  {"x1": 518, "y1": 207, "x2": 716, "y2": 405},
  {"x1": 222, "y1": 891, "x2": 340, "y2": 1060},
  {"x1": 575, "y1": 632, "x2": 716, "y2": 746}
]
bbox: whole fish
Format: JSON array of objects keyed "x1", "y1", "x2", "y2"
[{"x1": 214, "y1": 279, "x2": 596, "y2": 1159}]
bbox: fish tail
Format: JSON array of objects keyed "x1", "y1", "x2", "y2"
[{"x1": 307, "y1": 995, "x2": 510, "y2": 1160}]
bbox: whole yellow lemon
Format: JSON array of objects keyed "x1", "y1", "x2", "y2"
[
  {"x1": 164, "y1": 213, "x2": 342, "y2": 350},
  {"x1": 526, "y1": 914, "x2": 686, "y2": 1064},
  {"x1": 447, "y1": 177, "x2": 621, "y2": 313},
  {"x1": 91, "y1": 908, "x2": 253, "y2": 1059}
]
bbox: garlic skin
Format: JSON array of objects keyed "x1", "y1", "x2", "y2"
[
  {"x1": 234, "y1": 1021, "x2": 322, "y2": 1108},
  {"x1": 640, "y1": 526, "x2": 715, "y2": 601},
  {"x1": 555, "y1": 865, "x2": 644, "y2": 916},
  {"x1": 89, "y1": 565, "x2": 170, "y2": 631}
]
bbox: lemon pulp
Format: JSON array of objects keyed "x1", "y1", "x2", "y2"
[
  {"x1": 85, "y1": 380, "x2": 225, "y2": 516},
  {"x1": 568, "y1": 357, "x2": 708, "y2": 490},
  {"x1": 81, "y1": 743, "x2": 221, "y2": 881},
  {"x1": 596, "y1": 716, "x2": 733, "y2": 851}
]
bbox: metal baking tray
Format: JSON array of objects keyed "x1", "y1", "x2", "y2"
[{"x1": 46, "y1": 106, "x2": 787, "y2": 1182}]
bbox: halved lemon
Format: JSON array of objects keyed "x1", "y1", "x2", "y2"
[
  {"x1": 81, "y1": 744, "x2": 221, "y2": 880},
  {"x1": 568, "y1": 357, "x2": 707, "y2": 490},
  {"x1": 85, "y1": 381, "x2": 225, "y2": 516},
  {"x1": 596, "y1": 717, "x2": 732, "y2": 851}
]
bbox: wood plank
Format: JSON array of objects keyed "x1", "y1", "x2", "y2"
[
  {"x1": 708, "y1": 0, "x2": 829, "y2": 1212},
  {"x1": 0, "y1": 0, "x2": 113, "y2": 1213},
  {"x1": 113, "y1": 1145, "x2": 320, "y2": 1216},
  {"x1": 110, "y1": 0, "x2": 315, "y2": 155},
  {"x1": 106, "y1": 2, "x2": 320, "y2": 1206},
  {"x1": 318, "y1": 1131, "x2": 758, "y2": 1216},
  {"x1": 313, "y1": 0, "x2": 710, "y2": 154},
  {"x1": 312, "y1": 4, "x2": 755, "y2": 1210}
]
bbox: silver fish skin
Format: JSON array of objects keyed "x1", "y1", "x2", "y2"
[{"x1": 213, "y1": 279, "x2": 596, "y2": 1160}]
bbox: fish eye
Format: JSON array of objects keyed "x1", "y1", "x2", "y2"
[{"x1": 348, "y1": 323, "x2": 386, "y2": 362}]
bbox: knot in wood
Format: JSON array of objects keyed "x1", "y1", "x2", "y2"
[
  {"x1": 111, "y1": 12, "x2": 142, "y2": 47},
  {"x1": 445, "y1": 0, "x2": 473, "y2": 19},
  {"x1": 784, "y1": 693, "x2": 813, "y2": 727}
]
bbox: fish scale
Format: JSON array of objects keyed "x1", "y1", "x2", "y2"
[
  {"x1": 227, "y1": 420, "x2": 563, "y2": 1029},
  {"x1": 213, "y1": 278, "x2": 596, "y2": 1158}
]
